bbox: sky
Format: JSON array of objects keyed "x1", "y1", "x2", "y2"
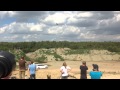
[{"x1": 0, "y1": 11, "x2": 120, "y2": 42}]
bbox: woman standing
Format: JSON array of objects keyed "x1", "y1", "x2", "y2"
[{"x1": 60, "y1": 62, "x2": 71, "y2": 79}]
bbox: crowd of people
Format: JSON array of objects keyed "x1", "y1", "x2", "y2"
[{"x1": 18, "y1": 56, "x2": 103, "y2": 79}]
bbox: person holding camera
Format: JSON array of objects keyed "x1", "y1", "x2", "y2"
[
  {"x1": 18, "y1": 56, "x2": 26, "y2": 79},
  {"x1": 89, "y1": 64, "x2": 103, "y2": 79},
  {"x1": 80, "y1": 61, "x2": 88, "y2": 79}
]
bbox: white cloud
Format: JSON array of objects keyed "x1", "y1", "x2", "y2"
[
  {"x1": 23, "y1": 35, "x2": 31, "y2": 39},
  {"x1": 67, "y1": 17, "x2": 78, "y2": 23},
  {"x1": 48, "y1": 26, "x2": 63, "y2": 34},
  {"x1": 115, "y1": 13, "x2": 120, "y2": 21},
  {"x1": 30, "y1": 23, "x2": 46, "y2": 31},
  {"x1": 0, "y1": 11, "x2": 16, "y2": 19},
  {"x1": 0, "y1": 22, "x2": 46, "y2": 34},
  {"x1": 116, "y1": 35, "x2": 120, "y2": 39},
  {"x1": 62, "y1": 26, "x2": 80, "y2": 35},
  {"x1": 11, "y1": 35, "x2": 18, "y2": 39},
  {"x1": 0, "y1": 11, "x2": 120, "y2": 42},
  {"x1": 48, "y1": 25, "x2": 80, "y2": 36},
  {"x1": 7, "y1": 11, "x2": 16, "y2": 17},
  {"x1": 0, "y1": 27, "x2": 7, "y2": 33},
  {"x1": 3, "y1": 35, "x2": 19, "y2": 41},
  {"x1": 77, "y1": 12, "x2": 93, "y2": 17},
  {"x1": 80, "y1": 31, "x2": 96, "y2": 39},
  {"x1": 44, "y1": 12, "x2": 70, "y2": 24}
]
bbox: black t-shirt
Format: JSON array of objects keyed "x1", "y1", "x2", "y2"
[{"x1": 80, "y1": 65, "x2": 88, "y2": 79}]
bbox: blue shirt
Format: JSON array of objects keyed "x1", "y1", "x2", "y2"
[
  {"x1": 89, "y1": 71, "x2": 102, "y2": 79},
  {"x1": 28, "y1": 64, "x2": 36, "y2": 75}
]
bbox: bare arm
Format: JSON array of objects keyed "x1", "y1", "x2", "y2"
[
  {"x1": 60, "y1": 67, "x2": 64, "y2": 74},
  {"x1": 67, "y1": 66, "x2": 71, "y2": 72}
]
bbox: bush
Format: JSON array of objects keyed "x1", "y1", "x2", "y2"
[
  {"x1": 54, "y1": 53, "x2": 64, "y2": 61},
  {"x1": 65, "y1": 49, "x2": 90, "y2": 55},
  {"x1": 35, "y1": 55, "x2": 47, "y2": 63}
]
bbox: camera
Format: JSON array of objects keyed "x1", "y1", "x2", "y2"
[{"x1": 0, "y1": 51, "x2": 16, "y2": 78}]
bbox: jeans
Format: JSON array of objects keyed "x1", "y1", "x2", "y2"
[{"x1": 30, "y1": 74, "x2": 36, "y2": 79}]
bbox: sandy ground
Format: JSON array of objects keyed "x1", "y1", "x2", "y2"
[{"x1": 12, "y1": 61, "x2": 120, "y2": 79}]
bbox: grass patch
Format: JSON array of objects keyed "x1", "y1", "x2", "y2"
[
  {"x1": 65, "y1": 49, "x2": 90, "y2": 55},
  {"x1": 54, "y1": 53, "x2": 64, "y2": 61}
]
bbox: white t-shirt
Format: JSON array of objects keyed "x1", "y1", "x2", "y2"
[{"x1": 60, "y1": 66, "x2": 71, "y2": 76}]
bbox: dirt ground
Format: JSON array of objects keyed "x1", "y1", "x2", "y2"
[{"x1": 12, "y1": 60, "x2": 120, "y2": 79}]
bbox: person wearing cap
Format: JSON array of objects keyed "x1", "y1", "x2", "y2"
[
  {"x1": 80, "y1": 61, "x2": 88, "y2": 79},
  {"x1": 89, "y1": 64, "x2": 102, "y2": 79}
]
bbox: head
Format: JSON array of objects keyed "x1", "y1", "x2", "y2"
[
  {"x1": 21, "y1": 56, "x2": 24, "y2": 60},
  {"x1": 82, "y1": 61, "x2": 86, "y2": 66},
  {"x1": 47, "y1": 74, "x2": 51, "y2": 79},
  {"x1": 30, "y1": 60, "x2": 34, "y2": 64},
  {"x1": 63, "y1": 62, "x2": 67, "y2": 67},
  {"x1": 92, "y1": 64, "x2": 99, "y2": 71}
]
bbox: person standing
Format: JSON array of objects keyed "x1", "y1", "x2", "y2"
[
  {"x1": 28, "y1": 60, "x2": 36, "y2": 79},
  {"x1": 18, "y1": 56, "x2": 26, "y2": 79},
  {"x1": 60, "y1": 62, "x2": 71, "y2": 79},
  {"x1": 89, "y1": 64, "x2": 102, "y2": 79},
  {"x1": 80, "y1": 61, "x2": 88, "y2": 79}
]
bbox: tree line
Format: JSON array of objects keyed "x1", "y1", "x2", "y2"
[{"x1": 0, "y1": 41, "x2": 120, "y2": 53}]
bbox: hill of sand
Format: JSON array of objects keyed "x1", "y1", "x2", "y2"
[{"x1": 26, "y1": 48, "x2": 120, "y2": 61}]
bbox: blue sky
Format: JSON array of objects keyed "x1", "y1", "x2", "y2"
[
  {"x1": 0, "y1": 11, "x2": 120, "y2": 42},
  {"x1": 0, "y1": 17, "x2": 16, "y2": 27}
]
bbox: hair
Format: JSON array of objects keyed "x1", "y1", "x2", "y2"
[
  {"x1": 82, "y1": 61, "x2": 86, "y2": 65},
  {"x1": 30, "y1": 60, "x2": 34, "y2": 64},
  {"x1": 21, "y1": 56, "x2": 24, "y2": 60},
  {"x1": 63, "y1": 62, "x2": 67, "y2": 68},
  {"x1": 92, "y1": 64, "x2": 99, "y2": 71},
  {"x1": 47, "y1": 74, "x2": 51, "y2": 79}
]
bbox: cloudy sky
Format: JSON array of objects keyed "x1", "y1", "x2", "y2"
[{"x1": 0, "y1": 11, "x2": 120, "y2": 42}]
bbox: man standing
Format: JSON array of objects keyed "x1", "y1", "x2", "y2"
[
  {"x1": 18, "y1": 56, "x2": 26, "y2": 79},
  {"x1": 28, "y1": 60, "x2": 36, "y2": 79},
  {"x1": 80, "y1": 61, "x2": 88, "y2": 79}
]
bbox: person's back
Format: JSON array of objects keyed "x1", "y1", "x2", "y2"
[
  {"x1": 29, "y1": 64, "x2": 36, "y2": 75},
  {"x1": 89, "y1": 64, "x2": 102, "y2": 79},
  {"x1": 80, "y1": 61, "x2": 88, "y2": 79},
  {"x1": 18, "y1": 56, "x2": 26, "y2": 79},
  {"x1": 28, "y1": 61, "x2": 36, "y2": 79},
  {"x1": 90, "y1": 71, "x2": 102, "y2": 79},
  {"x1": 19, "y1": 59, "x2": 26, "y2": 70}
]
